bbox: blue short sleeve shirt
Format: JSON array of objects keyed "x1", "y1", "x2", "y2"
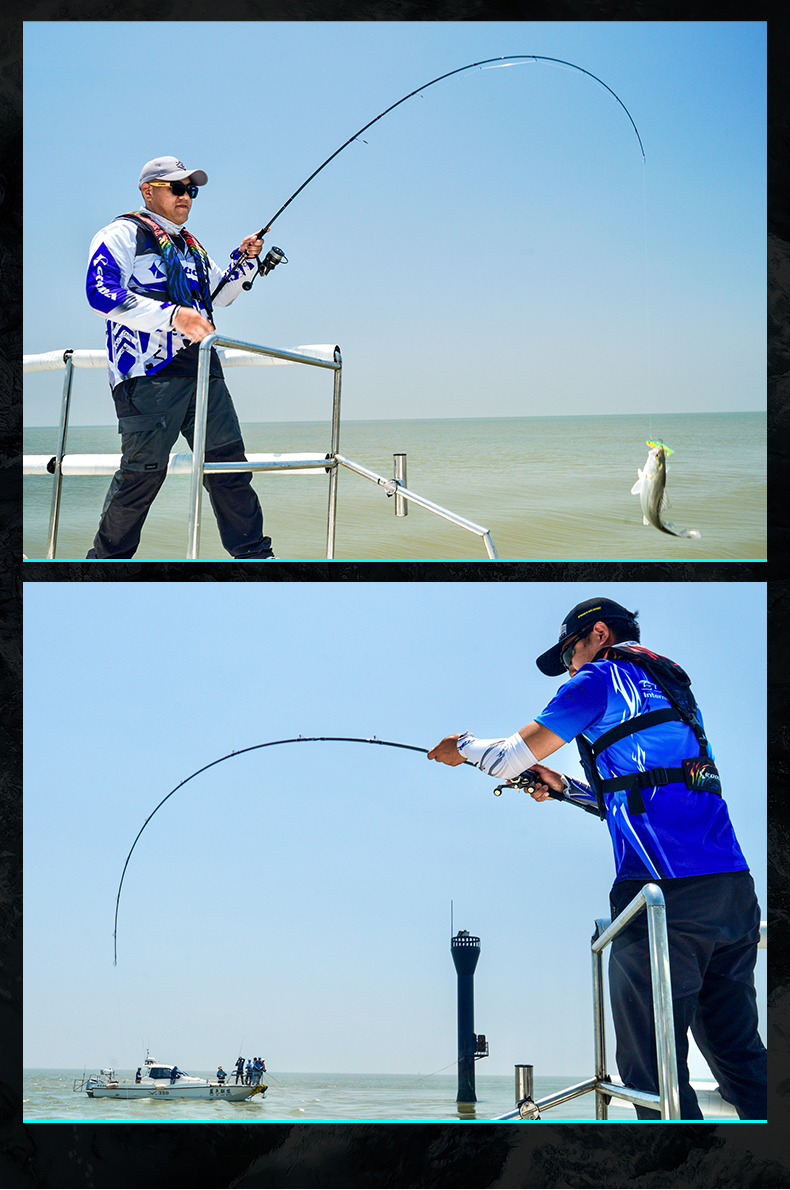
[{"x1": 536, "y1": 658, "x2": 749, "y2": 883}]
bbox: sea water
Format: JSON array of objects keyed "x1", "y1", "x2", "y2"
[
  {"x1": 23, "y1": 412, "x2": 765, "y2": 562},
  {"x1": 24, "y1": 1068, "x2": 637, "y2": 1122}
]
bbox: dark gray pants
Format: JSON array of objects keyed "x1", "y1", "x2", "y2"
[
  {"x1": 89, "y1": 373, "x2": 272, "y2": 559},
  {"x1": 609, "y1": 871, "x2": 767, "y2": 1120}
]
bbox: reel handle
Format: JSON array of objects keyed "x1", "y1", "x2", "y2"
[
  {"x1": 242, "y1": 243, "x2": 288, "y2": 292},
  {"x1": 493, "y1": 768, "x2": 562, "y2": 799}
]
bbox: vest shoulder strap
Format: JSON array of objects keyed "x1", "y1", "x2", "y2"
[
  {"x1": 597, "y1": 644, "x2": 710, "y2": 756},
  {"x1": 590, "y1": 706, "x2": 682, "y2": 758},
  {"x1": 573, "y1": 646, "x2": 721, "y2": 818}
]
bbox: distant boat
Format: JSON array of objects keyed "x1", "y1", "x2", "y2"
[{"x1": 73, "y1": 1051, "x2": 266, "y2": 1102}]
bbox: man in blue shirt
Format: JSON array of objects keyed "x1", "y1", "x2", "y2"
[{"x1": 428, "y1": 596, "x2": 766, "y2": 1120}]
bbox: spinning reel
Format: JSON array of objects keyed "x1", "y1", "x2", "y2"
[{"x1": 242, "y1": 246, "x2": 289, "y2": 292}]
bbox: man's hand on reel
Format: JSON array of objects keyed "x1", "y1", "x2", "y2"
[{"x1": 524, "y1": 762, "x2": 565, "y2": 802}]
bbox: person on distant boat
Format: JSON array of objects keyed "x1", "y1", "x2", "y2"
[
  {"x1": 170, "y1": 1065, "x2": 186, "y2": 1084},
  {"x1": 245, "y1": 1059, "x2": 253, "y2": 1085},
  {"x1": 429, "y1": 596, "x2": 767, "y2": 1122},
  {"x1": 84, "y1": 156, "x2": 276, "y2": 560},
  {"x1": 135, "y1": 1068, "x2": 142, "y2": 1084},
  {"x1": 234, "y1": 1056, "x2": 245, "y2": 1084},
  {"x1": 216, "y1": 1066, "x2": 226, "y2": 1084}
]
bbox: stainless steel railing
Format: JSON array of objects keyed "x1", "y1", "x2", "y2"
[
  {"x1": 494, "y1": 883, "x2": 680, "y2": 1120},
  {"x1": 591, "y1": 883, "x2": 680, "y2": 1118},
  {"x1": 24, "y1": 340, "x2": 499, "y2": 560},
  {"x1": 188, "y1": 333, "x2": 343, "y2": 559},
  {"x1": 332, "y1": 455, "x2": 498, "y2": 558},
  {"x1": 46, "y1": 350, "x2": 76, "y2": 559},
  {"x1": 494, "y1": 890, "x2": 767, "y2": 1122}
]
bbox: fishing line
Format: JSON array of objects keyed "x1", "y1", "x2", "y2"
[
  {"x1": 113, "y1": 735, "x2": 589, "y2": 965},
  {"x1": 389, "y1": 1058, "x2": 460, "y2": 1090},
  {"x1": 112, "y1": 963, "x2": 128, "y2": 1072},
  {"x1": 215, "y1": 54, "x2": 645, "y2": 301},
  {"x1": 642, "y1": 164, "x2": 654, "y2": 443}
]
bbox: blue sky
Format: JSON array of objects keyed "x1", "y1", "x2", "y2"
[
  {"x1": 23, "y1": 20, "x2": 765, "y2": 425},
  {"x1": 24, "y1": 581, "x2": 767, "y2": 1091}
]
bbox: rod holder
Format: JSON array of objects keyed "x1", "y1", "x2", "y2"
[
  {"x1": 515, "y1": 1065, "x2": 541, "y2": 1119},
  {"x1": 515, "y1": 1064, "x2": 534, "y2": 1103},
  {"x1": 393, "y1": 453, "x2": 407, "y2": 516}
]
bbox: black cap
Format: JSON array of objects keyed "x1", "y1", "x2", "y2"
[{"x1": 536, "y1": 597, "x2": 636, "y2": 676}]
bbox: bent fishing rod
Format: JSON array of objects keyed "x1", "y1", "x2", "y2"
[
  {"x1": 112, "y1": 734, "x2": 590, "y2": 964},
  {"x1": 213, "y1": 53, "x2": 645, "y2": 302}
]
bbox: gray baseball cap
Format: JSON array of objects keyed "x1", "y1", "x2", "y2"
[{"x1": 138, "y1": 156, "x2": 208, "y2": 188}]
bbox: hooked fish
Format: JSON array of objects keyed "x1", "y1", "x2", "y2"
[{"x1": 631, "y1": 441, "x2": 701, "y2": 539}]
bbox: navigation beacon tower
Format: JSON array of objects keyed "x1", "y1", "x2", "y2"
[{"x1": 450, "y1": 929, "x2": 488, "y2": 1107}]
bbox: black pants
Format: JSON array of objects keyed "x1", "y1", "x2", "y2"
[
  {"x1": 89, "y1": 373, "x2": 272, "y2": 559},
  {"x1": 609, "y1": 871, "x2": 766, "y2": 1120}
]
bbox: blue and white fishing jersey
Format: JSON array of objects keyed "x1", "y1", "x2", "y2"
[
  {"x1": 536, "y1": 654, "x2": 749, "y2": 883},
  {"x1": 86, "y1": 210, "x2": 257, "y2": 389}
]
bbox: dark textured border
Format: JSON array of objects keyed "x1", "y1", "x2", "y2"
[
  {"x1": 7, "y1": 7, "x2": 786, "y2": 1190},
  {"x1": 18, "y1": 561, "x2": 771, "y2": 583}
]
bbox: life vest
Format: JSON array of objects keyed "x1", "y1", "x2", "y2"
[
  {"x1": 117, "y1": 210, "x2": 214, "y2": 318},
  {"x1": 574, "y1": 642, "x2": 722, "y2": 819}
]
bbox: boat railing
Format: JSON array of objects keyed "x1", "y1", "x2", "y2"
[
  {"x1": 23, "y1": 339, "x2": 498, "y2": 560},
  {"x1": 492, "y1": 884, "x2": 767, "y2": 1121}
]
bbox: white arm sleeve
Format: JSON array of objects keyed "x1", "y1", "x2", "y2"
[{"x1": 456, "y1": 731, "x2": 539, "y2": 779}]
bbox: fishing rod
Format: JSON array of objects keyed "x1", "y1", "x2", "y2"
[
  {"x1": 112, "y1": 735, "x2": 591, "y2": 964},
  {"x1": 213, "y1": 53, "x2": 645, "y2": 302}
]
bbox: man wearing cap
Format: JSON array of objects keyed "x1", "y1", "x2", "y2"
[
  {"x1": 428, "y1": 597, "x2": 766, "y2": 1121},
  {"x1": 84, "y1": 156, "x2": 275, "y2": 558}
]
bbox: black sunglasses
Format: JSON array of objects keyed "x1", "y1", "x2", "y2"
[
  {"x1": 561, "y1": 625, "x2": 595, "y2": 670},
  {"x1": 148, "y1": 180, "x2": 199, "y2": 199}
]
